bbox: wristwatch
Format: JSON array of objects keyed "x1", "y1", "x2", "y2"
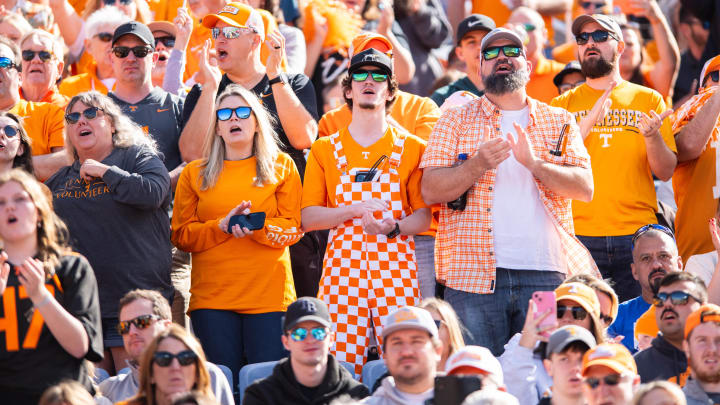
[
  {"x1": 268, "y1": 74, "x2": 287, "y2": 86},
  {"x1": 386, "y1": 222, "x2": 401, "y2": 239}
]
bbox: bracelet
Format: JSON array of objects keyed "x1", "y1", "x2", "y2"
[{"x1": 34, "y1": 293, "x2": 53, "y2": 309}]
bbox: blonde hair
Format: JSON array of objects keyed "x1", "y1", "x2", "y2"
[
  {"x1": 199, "y1": 84, "x2": 280, "y2": 190},
  {"x1": 419, "y1": 298, "x2": 465, "y2": 357},
  {"x1": 632, "y1": 380, "x2": 686, "y2": 405},
  {"x1": 0, "y1": 169, "x2": 70, "y2": 276},
  {"x1": 39, "y1": 380, "x2": 95, "y2": 405},
  {"x1": 128, "y1": 324, "x2": 215, "y2": 405},
  {"x1": 64, "y1": 91, "x2": 157, "y2": 161}
]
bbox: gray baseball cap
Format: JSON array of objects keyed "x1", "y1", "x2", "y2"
[
  {"x1": 382, "y1": 306, "x2": 438, "y2": 339},
  {"x1": 571, "y1": 14, "x2": 623, "y2": 42},
  {"x1": 480, "y1": 27, "x2": 525, "y2": 53},
  {"x1": 546, "y1": 325, "x2": 597, "y2": 358}
]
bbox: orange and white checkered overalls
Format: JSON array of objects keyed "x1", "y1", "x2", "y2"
[{"x1": 319, "y1": 131, "x2": 420, "y2": 376}]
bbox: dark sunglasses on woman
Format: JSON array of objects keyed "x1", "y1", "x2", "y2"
[
  {"x1": 0, "y1": 125, "x2": 19, "y2": 138},
  {"x1": 154, "y1": 36, "x2": 176, "y2": 48},
  {"x1": 557, "y1": 305, "x2": 589, "y2": 321},
  {"x1": 65, "y1": 107, "x2": 103, "y2": 124},
  {"x1": 217, "y1": 106, "x2": 252, "y2": 121},
  {"x1": 153, "y1": 350, "x2": 198, "y2": 367}
]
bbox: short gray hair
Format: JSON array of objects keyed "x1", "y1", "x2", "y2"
[{"x1": 85, "y1": 6, "x2": 131, "y2": 38}]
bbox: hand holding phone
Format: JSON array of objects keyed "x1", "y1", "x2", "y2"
[
  {"x1": 518, "y1": 291, "x2": 557, "y2": 348},
  {"x1": 228, "y1": 212, "x2": 266, "y2": 232}
]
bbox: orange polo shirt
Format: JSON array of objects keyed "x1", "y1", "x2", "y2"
[
  {"x1": 20, "y1": 87, "x2": 69, "y2": 109},
  {"x1": 9, "y1": 99, "x2": 65, "y2": 155},
  {"x1": 59, "y1": 63, "x2": 114, "y2": 97},
  {"x1": 527, "y1": 56, "x2": 565, "y2": 104}
]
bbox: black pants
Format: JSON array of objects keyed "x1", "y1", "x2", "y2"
[{"x1": 289, "y1": 230, "x2": 327, "y2": 298}]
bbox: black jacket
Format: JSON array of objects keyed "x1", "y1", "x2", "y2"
[
  {"x1": 634, "y1": 334, "x2": 688, "y2": 385},
  {"x1": 242, "y1": 355, "x2": 369, "y2": 405}
]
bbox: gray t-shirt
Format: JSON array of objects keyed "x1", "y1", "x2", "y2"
[{"x1": 45, "y1": 145, "x2": 173, "y2": 318}]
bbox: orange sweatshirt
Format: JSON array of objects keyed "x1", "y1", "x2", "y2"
[{"x1": 171, "y1": 153, "x2": 303, "y2": 314}]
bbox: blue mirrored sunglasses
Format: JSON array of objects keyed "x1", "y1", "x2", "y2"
[{"x1": 289, "y1": 327, "x2": 328, "y2": 342}]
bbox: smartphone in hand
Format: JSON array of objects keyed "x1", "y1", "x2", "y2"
[
  {"x1": 532, "y1": 291, "x2": 557, "y2": 338},
  {"x1": 227, "y1": 212, "x2": 266, "y2": 232}
]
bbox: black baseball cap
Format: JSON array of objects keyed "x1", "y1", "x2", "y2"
[
  {"x1": 112, "y1": 21, "x2": 155, "y2": 48},
  {"x1": 348, "y1": 48, "x2": 393, "y2": 75},
  {"x1": 456, "y1": 14, "x2": 496, "y2": 45},
  {"x1": 283, "y1": 297, "x2": 331, "y2": 332},
  {"x1": 553, "y1": 61, "x2": 583, "y2": 87}
]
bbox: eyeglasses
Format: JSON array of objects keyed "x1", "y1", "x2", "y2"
[
  {"x1": 288, "y1": 327, "x2": 329, "y2": 342},
  {"x1": 575, "y1": 30, "x2": 618, "y2": 45},
  {"x1": 112, "y1": 46, "x2": 153, "y2": 58},
  {"x1": 631, "y1": 224, "x2": 675, "y2": 250},
  {"x1": 154, "y1": 36, "x2": 176, "y2": 48},
  {"x1": 482, "y1": 45, "x2": 523, "y2": 61},
  {"x1": 558, "y1": 80, "x2": 585, "y2": 93},
  {"x1": 557, "y1": 305, "x2": 589, "y2": 321},
  {"x1": 21, "y1": 50, "x2": 53, "y2": 62},
  {"x1": 523, "y1": 23, "x2": 536, "y2": 32},
  {"x1": 153, "y1": 350, "x2": 198, "y2": 367},
  {"x1": 580, "y1": 1, "x2": 607, "y2": 9},
  {"x1": 0, "y1": 125, "x2": 19, "y2": 138},
  {"x1": 117, "y1": 314, "x2": 160, "y2": 335},
  {"x1": 94, "y1": 32, "x2": 113, "y2": 42},
  {"x1": 351, "y1": 69, "x2": 388, "y2": 82},
  {"x1": 65, "y1": 107, "x2": 103, "y2": 124},
  {"x1": 211, "y1": 26, "x2": 256, "y2": 40},
  {"x1": 216, "y1": 106, "x2": 252, "y2": 121},
  {"x1": 584, "y1": 374, "x2": 623, "y2": 389},
  {"x1": 704, "y1": 70, "x2": 720, "y2": 86},
  {"x1": 653, "y1": 290, "x2": 703, "y2": 307},
  {"x1": 103, "y1": 0, "x2": 133, "y2": 5},
  {"x1": 0, "y1": 57, "x2": 17, "y2": 70}
]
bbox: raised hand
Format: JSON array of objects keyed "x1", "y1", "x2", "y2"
[
  {"x1": 639, "y1": 109, "x2": 673, "y2": 139},
  {"x1": 195, "y1": 39, "x2": 221, "y2": 88},
  {"x1": 174, "y1": 6, "x2": 194, "y2": 52},
  {"x1": 507, "y1": 122, "x2": 539, "y2": 171},
  {"x1": 579, "y1": 80, "x2": 616, "y2": 140},
  {"x1": 264, "y1": 30, "x2": 285, "y2": 79},
  {"x1": 518, "y1": 299, "x2": 557, "y2": 349}
]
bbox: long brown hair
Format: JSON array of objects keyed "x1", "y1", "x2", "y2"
[
  {"x1": 0, "y1": 169, "x2": 70, "y2": 276},
  {"x1": 128, "y1": 325, "x2": 214, "y2": 405},
  {"x1": 0, "y1": 112, "x2": 34, "y2": 175}
]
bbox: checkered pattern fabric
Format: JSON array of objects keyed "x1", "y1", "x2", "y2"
[
  {"x1": 420, "y1": 96, "x2": 599, "y2": 294},
  {"x1": 320, "y1": 131, "x2": 420, "y2": 376}
]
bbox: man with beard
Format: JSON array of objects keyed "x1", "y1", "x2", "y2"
[
  {"x1": 683, "y1": 303, "x2": 720, "y2": 405},
  {"x1": 301, "y1": 48, "x2": 431, "y2": 376},
  {"x1": 361, "y1": 306, "x2": 441, "y2": 405},
  {"x1": 421, "y1": 27, "x2": 596, "y2": 355},
  {"x1": 551, "y1": 14, "x2": 678, "y2": 303},
  {"x1": 243, "y1": 297, "x2": 369, "y2": 405},
  {"x1": 634, "y1": 271, "x2": 707, "y2": 386},
  {"x1": 608, "y1": 225, "x2": 683, "y2": 353}
]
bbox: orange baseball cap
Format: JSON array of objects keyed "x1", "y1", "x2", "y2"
[
  {"x1": 555, "y1": 282, "x2": 601, "y2": 319},
  {"x1": 201, "y1": 2, "x2": 265, "y2": 39},
  {"x1": 685, "y1": 303, "x2": 720, "y2": 339},
  {"x1": 700, "y1": 55, "x2": 720, "y2": 88},
  {"x1": 633, "y1": 307, "x2": 658, "y2": 341},
  {"x1": 581, "y1": 343, "x2": 637, "y2": 376},
  {"x1": 349, "y1": 32, "x2": 393, "y2": 58}
]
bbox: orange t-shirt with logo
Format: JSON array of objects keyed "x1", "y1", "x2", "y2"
[
  {"x1": 672, "y1": 87, "x2": 719, "y2": 260},
  {"x1": 59, "y1": 63, "x2": 114, "y2": 97},
  {"x1": 10, "y1": 99, "x2": 65, "y2": 156},
  {"x1": 302, "y1": 127, "x2": 428, "y2": 216},
  {"x1": 528, "y1": 56, "x2": 565, "y2": 104},
  {"x1": 171, "y1": 153, "x2": 303, "y2": 314},
  {"x1": 551, "y1": 81, "x2": 676, "y2": 236}
]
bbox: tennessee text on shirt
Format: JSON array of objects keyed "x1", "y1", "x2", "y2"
[{"x1": 52, "y1": 177, "x2": 110, "y2": 200}]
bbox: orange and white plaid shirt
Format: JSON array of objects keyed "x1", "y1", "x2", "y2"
[{"x1": 420, "y1": 96, "x2": 599, "y2": 294}]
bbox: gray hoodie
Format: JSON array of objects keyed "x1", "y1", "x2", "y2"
[{"x1": 360, "y1": 376, "x2": 433, "y2": 405}]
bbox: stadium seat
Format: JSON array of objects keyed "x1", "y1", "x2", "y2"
[
  {"x1": 237, "y1": 361, "x2": 277, "y2": 403},
  {"x1": 361, "y1": 359, "x2": 387, "y2": 390},
  {"x1": 216, "y1": 364, "x2": 233, "y2": 390}
]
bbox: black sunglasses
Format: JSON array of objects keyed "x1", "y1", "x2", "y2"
[
  {"x1": 482, "y1": 45, "x2": 522, "y2": 61},
  {"x1": 0, "y1": 125, "x2": 18, "y2": 138},
  {"x1": 154, "y1": 36, "x2": 175, "y2": 48},
  {"x1": 217, "y1": 106, "x2": 252, "y2": 121},
  {"x1": 653, "y1": 290, "x2": 703, "y2": 307},
  {"x1": 112, "y1": 46, "x2": 153, "y2": 59},
  {"x1": 631, "y1": 224, "x2": 675, "y2": 250},
  {"x1": 65, "y1": 107, "x2": 102, "y2": 124},
  {"x1": 94, "y1": 32, "x2": 113, "y2": 42},
  {"x1": 580, "y1": 1, "x2": 606, "y2": 8},
  {"x1": 584, "y1": 374, "x2": 622, "y2": 389},
  {"x1": 116, "y1": 314, "x2": 160, "y2": 335},
  {"x1": 153, "y1": 350, "x2": 198, "y2": 367},
  {"x1": 557, "y1": 305, "x2": 589, "y2": 321},
  {"x1": 103, "y1": 0, "x2": 133, "y2": 5},
  {"x1": 0, "y1": 57, "x2": 17, "y2": 70},
  {"x1": 575, "y1": 30, "x2": 617, "y2": 45},
  {"x1": 21, "y1": 50, "x2": 53, "y2": 62},
  {"x1": 704, "y1": 70, "x2": 720, "y2": 86}
]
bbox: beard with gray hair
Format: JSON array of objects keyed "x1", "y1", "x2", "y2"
[
  {"x1": 482, "y1": 62, "x2": 530, "y2": 95},
  {"x1": 580, "y1": 48, "x2": 616, "y2": 78}
]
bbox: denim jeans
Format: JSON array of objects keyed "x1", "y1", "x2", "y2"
[
  {"x1": 444, "y1": 268, "x2": 564, "y2": 356},
  {"x1": 190, "y1": 309, "x2": 287, "y2": 380},
  {"x1": 577, "y1": 235, "x2": 639, "y2": 303},
  {"x1": 415, "y1": 235, "x2": 436, "y2": 299}
]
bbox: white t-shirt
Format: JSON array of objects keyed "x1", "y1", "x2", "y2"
[
  {"x1": 685, "y1": 251, "x2": 718, "y2": 287},
  {"x1": 492, "y1": 107, "x2": 565, "y2": 272}
]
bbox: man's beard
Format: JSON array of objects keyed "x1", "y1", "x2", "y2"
[
  {"x1": 580, "y1": 49, "x2": 615, "y2": 79},
  {"x1": 649, "y1": 268, "x2": 667, "y2": 294},
  {"x1": 690, "y1": 354, "x2": 720, "y2": 384},
  {"x1": 482, "y1": 66, "x2": 529, "y2": 95}
]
